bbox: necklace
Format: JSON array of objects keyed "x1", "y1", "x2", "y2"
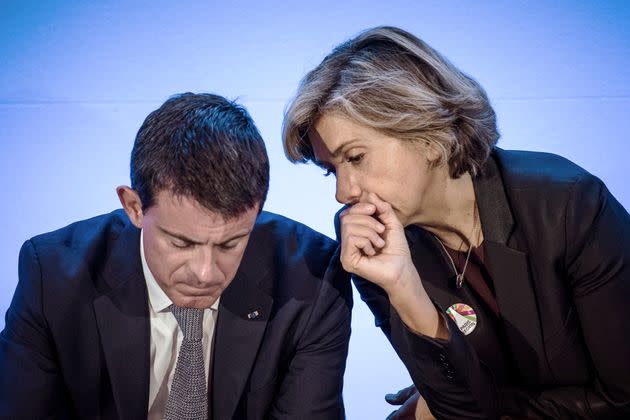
[
  {"x1": 436, "y1": 237, "x2": 472, "y2": 289},
  {"x1": 435, "y1": 204, "x2": 479, "y2": 289}
]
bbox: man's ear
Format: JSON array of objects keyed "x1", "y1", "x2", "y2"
[{"x1": 117, "y1": 186, "x2": 143, "y2": 228}]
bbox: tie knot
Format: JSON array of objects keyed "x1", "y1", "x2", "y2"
[{"x1": 170, "y1": 305, "x2": 204, "y2": 341}]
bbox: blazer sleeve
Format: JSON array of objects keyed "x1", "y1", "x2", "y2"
[
  {"x1": 496, "y1": 174, "x2": 630, "y2": 419},
  {"x1": 481, "y1": 174, "x2": 630, "y2": 418},
  {"x1": 556, "y1": 174, "x2": 630, "y2": 417},
  {"x1": 0, "y1": 240, "x2": 67, "y2": 418},
  {"x1": 267, "y1": 246, "x2": 353, "y2": 419}
]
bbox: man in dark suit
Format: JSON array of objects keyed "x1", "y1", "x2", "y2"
[{"x1": 0, "y1": 93, "x2": 352, "y2": 419}]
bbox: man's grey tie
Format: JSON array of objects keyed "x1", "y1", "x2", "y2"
[{"x1": 164, "y1": 305, "x2": 208, "y2": 420}]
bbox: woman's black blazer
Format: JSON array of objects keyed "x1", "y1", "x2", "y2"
[{"x1": 347, "y1": 148, "x2": 630, "y2": 419}]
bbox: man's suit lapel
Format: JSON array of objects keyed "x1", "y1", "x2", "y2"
[
  {"x1": 474, "y1": 151, "x2": 545, "y2": 384},
  {"x1": 211, "y1": 232, "x2": 274, "y2": 420},
  {"x1": 93, "y1": 223, "x2": 150, "y2": 420}
]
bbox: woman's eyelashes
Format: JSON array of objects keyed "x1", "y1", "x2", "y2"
[
  {"x1": 346, "y1": 153, "x2": 364, "y2": 164},
  {"x1": 321, "y1": 152, "x2": 364, "y2": 176}
]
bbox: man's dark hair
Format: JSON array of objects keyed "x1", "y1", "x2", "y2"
[{"x1": 130, "y1": 92, "x2": 269, "y2": 217}]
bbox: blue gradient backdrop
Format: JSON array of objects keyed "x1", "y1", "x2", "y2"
[{"x1": 1, "y1": 1, "x2": 629, "y2": 417}]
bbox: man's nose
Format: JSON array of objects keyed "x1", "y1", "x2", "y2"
[{"x1": 190, "y1": 248, "x2": 214, "y2": 285}]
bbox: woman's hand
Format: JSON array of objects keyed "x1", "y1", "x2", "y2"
[
  {"x1": 339, "y1": 192, "x2": 417, "y2": 294},
  {"x1": 339, "y1": 192, "x2": 448, "y2": 339}
]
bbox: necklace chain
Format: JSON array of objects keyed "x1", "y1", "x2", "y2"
[{"x1": 435, "y1": 203, "x2": 479, "y2": 289}]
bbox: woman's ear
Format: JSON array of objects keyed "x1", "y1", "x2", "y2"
[
  {"x1": 116, "y1": 186, "x2": 143, "y2": 228},
  {"x1": 421, "y1": 140, "x2": 443, "y2": 166}
]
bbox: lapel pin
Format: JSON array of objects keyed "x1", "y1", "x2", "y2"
[{"x1": 247, "y1": 310, "x2": 260, "y2": 320}]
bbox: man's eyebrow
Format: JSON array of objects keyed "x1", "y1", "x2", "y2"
[
  {"x1": 217, "y1": 231, "x2": 251, "y2": 246},
  {"x1": 158, "y1": 226, "x2": 204, "y2": 245},
  {"x1": 159, "y1": 226, "x2": 252, "y2": 246}
]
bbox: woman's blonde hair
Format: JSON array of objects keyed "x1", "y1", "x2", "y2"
[{"x1": 282, "y1": 26, "x2": 499, "y2": 177}]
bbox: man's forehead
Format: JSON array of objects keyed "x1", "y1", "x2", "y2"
[
  {"x1": 156, "y1": 190, "x2": 254, "y2": 213},
  {"x1": 151, "y1": 191, "x2": 258, "y2": 229}
]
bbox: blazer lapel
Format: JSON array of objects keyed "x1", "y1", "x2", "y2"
[
  {"x1": 474, "y1": 151, "x2": 545, "y2": 384},
  {"x1": 211, "y1": 235, "x2": 274, "y2": 420},
  {"x1": 93, "y1": 223, "x2": 150, "y2": 420}
]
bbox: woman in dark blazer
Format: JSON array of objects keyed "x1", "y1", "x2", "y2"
[{"x1": 282, "y1": 26, "x2": 630, "y2": 419}]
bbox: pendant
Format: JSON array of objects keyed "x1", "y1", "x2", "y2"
[{"x1": 455, "y1": 274, "x2": 464, "y2": 289}]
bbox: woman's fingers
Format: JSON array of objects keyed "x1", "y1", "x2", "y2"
[
  {"x1": 340, "y1": 212, "x2": 387, "y2": 272},
  {"x1": 366, "y1": 192, "x2": 403, "y2": 230},
  {"x1": 338, "y1": 194, "x2": 413, "y2": 285},
  {"x1": 342, "y1": 222, "x2": 385, "y2": 247},
  {"x1": 341, "y1": 213, "x2": 386, "y2": 235},
  {"x1": 340, "y1": 201, "x2": 376, "y2": 216},
  {"x1": 343, "y1": 234, "x2": 378, "y2": 263},
  {"x1": 340, "y1": 208, "x2": 387, "y2": 261}
]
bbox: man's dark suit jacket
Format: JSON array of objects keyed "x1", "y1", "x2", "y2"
[
  {"x1": 0, "y1": 210, "x2": 352, "y2": 419},
  {"x1": 348, "y1": 149, "x2": 630, "y2": 419}
]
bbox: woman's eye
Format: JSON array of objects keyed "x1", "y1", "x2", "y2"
[{"x1": 347, "y1": 153, "x2": 364, "y2": 164}]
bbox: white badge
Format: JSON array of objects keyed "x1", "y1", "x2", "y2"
[{"x1": 446, "y1": 303, "x2": 477, "y2": 335}]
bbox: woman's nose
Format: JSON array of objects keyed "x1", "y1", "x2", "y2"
[{"x1": 335, "y1": 172, "x2": 361, "y2": 205}]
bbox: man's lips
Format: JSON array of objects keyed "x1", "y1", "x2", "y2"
[{"x1": 175, "y1": 283, "x2": 223, "y2": 296}]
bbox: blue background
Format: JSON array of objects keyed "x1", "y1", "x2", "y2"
[{"x1": 1, "y1": 1, "x2": 629, "y2": 417}]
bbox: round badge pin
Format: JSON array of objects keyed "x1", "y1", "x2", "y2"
[{"x1": 446, "y1": 303, "x2": 477, "y2": 335}]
